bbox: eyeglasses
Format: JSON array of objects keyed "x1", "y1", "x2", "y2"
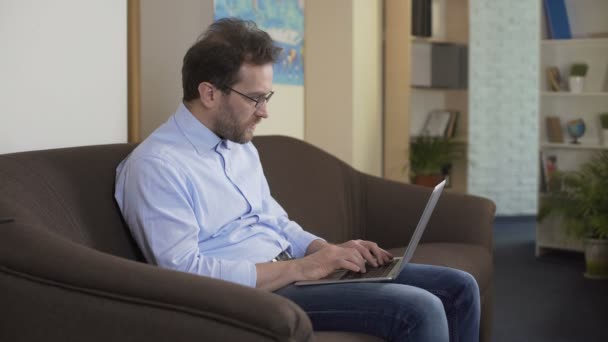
[{"x1": 227, "y1": 87, "x2": 274, "y2": 109}]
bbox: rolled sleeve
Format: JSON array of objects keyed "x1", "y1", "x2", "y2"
[{"x1": 278, "y1": 219, "x2": 324, "y2": 258}]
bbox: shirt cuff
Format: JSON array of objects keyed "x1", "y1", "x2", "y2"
[{"x1": 285, "y1": 226, "x2": 325, "y2": 258}]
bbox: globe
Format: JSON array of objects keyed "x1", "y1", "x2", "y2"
[{"x1": 566, "y1": 119, "x2": 586, "y2": 144}]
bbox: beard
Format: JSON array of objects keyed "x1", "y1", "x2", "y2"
[{"x1": 214, "y1": 100, "x2": 259, "y2": 144}]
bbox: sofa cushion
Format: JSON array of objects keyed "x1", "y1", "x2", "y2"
[{"x1": 315, "y1": 331, "x2": 384, "y2": 342}]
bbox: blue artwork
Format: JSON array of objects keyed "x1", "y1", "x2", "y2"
[{"x1": 214, "y1": 0, "x2": 304, "y2": 86}]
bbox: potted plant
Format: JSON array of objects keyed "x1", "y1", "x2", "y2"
[
  {"x1": 568, "y1": 63, "x2": 588, "y2": 93},
  {"x1": 408, "y1": 135, "x2": 456, "y2": 187},
  {"x1": 600, "y1": 112, "x2": 608, "y2": 146},
  {"x1": 538, "y1": 151, "x2": 608, "y2": 279}
]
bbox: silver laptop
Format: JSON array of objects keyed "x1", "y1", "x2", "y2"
[{"x1": 294, "y1": 180, "x2": 446, "y2": 286}]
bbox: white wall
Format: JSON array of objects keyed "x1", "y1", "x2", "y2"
[
  {"x1": 352, "y1": 0, "x2": 383, "y2": 177},
  {"x1": 259, "y1": 85, "x2": 304, "y2": 138},
  {"x1": 468, "y1": 0, "x2": 540, "y2": 215},
  {"x1": 305, "y1": 0, "x2": 383, "y2": 177},
  {"x1": 0, "y1": 0, "x2": 127, "y2": 154},
  {"x1": 139, "y1": 0, "x2": 214, "y2": 139}
]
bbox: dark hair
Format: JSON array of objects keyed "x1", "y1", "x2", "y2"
[{"x1": 182, "y1": 18, "x2": 282, "y2": 102}]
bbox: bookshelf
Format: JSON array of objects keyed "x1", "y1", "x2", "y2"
[
  {"x1": 384, "y1": 0, "x2": 469, "y2": 193},
  {"x1": 537, "y1": 0, "x2": 608, "y2": 256}
]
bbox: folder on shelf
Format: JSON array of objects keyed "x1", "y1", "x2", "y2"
[
  {"x1": 411, "y1": 42, "x2": 467, "y2": 89},
  {"x1": 543, "y1": 0, "x2": 572, "y2": 39}
]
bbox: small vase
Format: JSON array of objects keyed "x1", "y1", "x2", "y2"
[
  {"x1": 584, "y1": 239, "x2": 608, "y2": 279},
  {"x1": 413, "y1": 175, "x2": 444, "y2": 188},
  {"x1": 569, "y1": 76, "x2": 585, "y2": 93}
]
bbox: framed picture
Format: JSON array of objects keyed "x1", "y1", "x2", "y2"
[{"x1": 421, "y1": 110, "x2": 452, "y2": 137}]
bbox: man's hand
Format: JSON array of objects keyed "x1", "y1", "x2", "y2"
[
  {"x1": 256, "y1": 239, "x2": 394, "y2": 291},
  {"x1": 296, "y1": 239, "x2": 394, "y2": 280},
  {"x1": 337, "y1": 240, "x2": 393, "y2": 268},
  {"x1": 295, "y1": 243, "x2": 367, "y2": 280},
  {"x1": 256, "y1": 243, "x2": 366, "y2": 290}
]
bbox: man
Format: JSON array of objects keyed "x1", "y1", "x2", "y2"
[{"x1": 115, "y1": 18, "x2": 479, "y2": 341}]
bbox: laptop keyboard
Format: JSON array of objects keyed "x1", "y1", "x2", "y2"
[{"x1": 341, "y1": 259, "x2": 399, "y2": 280}]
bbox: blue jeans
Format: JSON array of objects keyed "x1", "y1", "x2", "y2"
[{"x1": 275, "y1": 263, "x2": 480, "y2": 342}]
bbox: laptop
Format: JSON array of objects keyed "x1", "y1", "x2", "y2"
[{"x1": 294, "y1": 180, "x2": 446, "y2": 286}]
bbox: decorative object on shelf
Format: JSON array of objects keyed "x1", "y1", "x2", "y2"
[
  {"x1": 543, "y1": 0, "x2": 572, "y2": 39},
  {"x1": 568, "y1": 63, "x2": 588, "y2": 93},
  {"x1": 566, "y1": 118, "x2": 586, "y2": 144},
  {"x1": 545, "y1": 116, "x2": 564, "y2": 142},
  {"x1": 540, "y1": 152, "x2": 558, "y2": 192},
  {"x1": 546, "y1": 66, "x2": 562, "y2": 91},
  {"x1": 538, "y1": 151, "x2": 608, "y2": 279},
  {"x1": 600, "y1": 112, "x2": 608, "y2": 146},
  {"x1": 545, "y1": 155, "x2": 558, "y2": 191},
  {"x1": 408, "y1": 135, "x2": 456, "y2": 187}
]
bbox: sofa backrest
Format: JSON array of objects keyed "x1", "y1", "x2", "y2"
[
  {"x1": 253, "y1": 136, "x2": 363, "y2": 243},
  {"x1": 0, "y1": 144, "x2": 144, "y2": 261},
  {"x1": 0, "y1": 136, "x2": 362, "y2": 261}
]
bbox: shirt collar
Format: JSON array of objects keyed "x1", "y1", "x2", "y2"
[{"x1": 174, "y1": 103, "x2": 234, "y2": 153}]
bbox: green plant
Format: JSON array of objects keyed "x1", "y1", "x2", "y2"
[
  {"x1": 600, "y1": 112, "x2": 608, "y2": 129},
  {"x1": 539, "y1": 151, "x2": 608, "y2": 239},
  {"x1": 408, "y1": 135, "x2": 457, "y2": 178},
  {"x1": 570, "y1": 63, "x2": 589, "y2": 77}
]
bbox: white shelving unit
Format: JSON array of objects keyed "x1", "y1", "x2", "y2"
[{"x1": 537, "y1": 0, "x2": 608, "y2": 256}]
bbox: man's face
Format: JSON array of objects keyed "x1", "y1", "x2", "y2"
[{"x1": 214, "y1": 63, "x2": 273, "y2": 144}]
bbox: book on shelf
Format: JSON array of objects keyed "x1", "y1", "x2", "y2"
[
  {"x1": 543, "y1": 0, "x2": 572, "y2": 39},
  {"x1": 545, "y1": 116, "x2": 564, "y2": 143},
  {"x1": 421, "y1": 110, "x2": 459, "y2": 139},
  {"x1": 539, "y1": 154, "x2": 547, "y2": 193},
  {"x1": 411, "y1": 0, "x2": 432, "y2": 37},
  {"x1": 546, "y1": 66, "x2": 562, "y2": 91}
]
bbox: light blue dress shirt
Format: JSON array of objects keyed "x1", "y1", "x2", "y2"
[{"x1": 115, "y1": 103, "x2": 321, "y2": 287}]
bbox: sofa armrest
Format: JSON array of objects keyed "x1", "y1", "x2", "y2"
[
  {"x1": 360, "y1": 174, "x2": 496, "y2": 252},
  {"x1": 0, "y1": 222, "x2": 313, "y2": 342}
]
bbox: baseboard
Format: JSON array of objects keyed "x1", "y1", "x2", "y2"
[{"x1": 494, "y1": 215, "x2": 537, "y2": 223}]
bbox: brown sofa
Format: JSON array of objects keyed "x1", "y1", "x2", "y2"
[{"x1": 0, "y1": 135, "x2": 495, "y2": 341}]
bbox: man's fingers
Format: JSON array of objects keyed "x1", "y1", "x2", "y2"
[
  {"x1": 339, "y1": 259, "x2": 362, "y2": 273},
  {"x1": 354, "y1": 245, "x2": 378, "y2": 267},
  {"x1": 341, "y1": 257, "x2": 366, "y2": 273},
  {"x1": 344, "y1": 248, "x2": 367, "y2": 272},
  {"x1": 360, "y1": 242, "x2": 393, "y2": 266}
]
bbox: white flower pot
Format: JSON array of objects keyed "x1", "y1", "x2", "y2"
[{"x1": 569, "y1": 76, "x2": 585, "y2": 93}]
